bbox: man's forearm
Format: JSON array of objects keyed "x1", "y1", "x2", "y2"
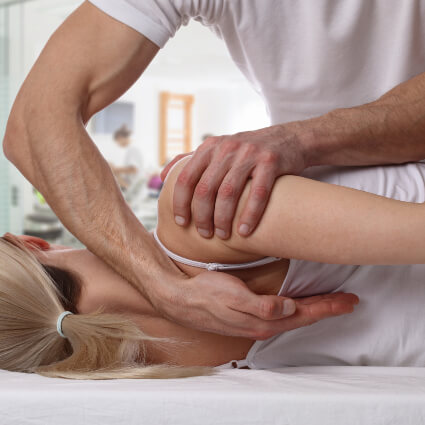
[
  {"x1": 3, "y1": 104, "x2": 174, "y2": 298},
  {"x1": 298, "y1": 71, "x2": 425, "y2": 167},
  {"x1": 1, "y1": 0, "x2": 177, "y2": 300}
]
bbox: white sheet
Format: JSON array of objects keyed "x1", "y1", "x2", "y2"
[{"x1": 1, "y1": 366, "x2": 424, "y2": 425}]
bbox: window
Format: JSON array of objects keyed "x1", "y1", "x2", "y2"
[
  {"x1": 92, "y1": 101, "x2": 135, "y2": 134},
  {"x1": 0, "y1": 6, "x2": 10, "y2": 234},
  {"x1": 159, "y1": 92, "x2": 194, "y2": 165}
]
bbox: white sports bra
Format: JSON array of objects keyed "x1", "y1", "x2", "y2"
[{"x1": 153, "y1": 229, "x2": 281, "y2": 272}]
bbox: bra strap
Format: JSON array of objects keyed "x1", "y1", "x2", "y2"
[{"x1": 154, "y1": 229, "x2": 280, "y2": 271}]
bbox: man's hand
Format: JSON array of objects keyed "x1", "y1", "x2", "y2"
[
  {"x1": 151, "y1": 270, "x2": 359, "y2": 340},
  {"x1": 161, "y1": 123, "x2": 307, "y2": 240}
]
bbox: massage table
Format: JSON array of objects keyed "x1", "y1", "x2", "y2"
[{"x1": 1, "y1": 366, "x2": 424, "y2": 424}]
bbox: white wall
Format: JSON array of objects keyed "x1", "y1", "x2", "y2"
[
  {"x1": 87, "y1": 17, "x2": 270, "y2": 174},
  {"x1": 90, "y1": 76, "x2": 269, "y2": 175}
]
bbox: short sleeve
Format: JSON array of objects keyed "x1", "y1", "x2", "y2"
[{"x1": 88, "y1": 0, "x2": 224, "y2": 48}]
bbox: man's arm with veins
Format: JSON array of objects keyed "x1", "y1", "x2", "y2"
[{"x1": 2, "y1": 1, "x2": 174, "y2": 298}]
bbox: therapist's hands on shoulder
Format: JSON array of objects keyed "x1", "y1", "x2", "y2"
[
  {"x1": 161, "y1": 123, "x2": 308, "y2": 239},
  {"x1": 157, "y1": 156, "x2": 358, "y2": 340}
]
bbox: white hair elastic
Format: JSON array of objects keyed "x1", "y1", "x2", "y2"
[{"x1": 56, "y1": 311, "x2": 73, "y2": 338}]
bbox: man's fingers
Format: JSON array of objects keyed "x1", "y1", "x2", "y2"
[
  {"x1": 295, "y1": 292, "x2": 359, "y2": 318},
  {"x1": 213, "y1": 165, "x2": 253, "y2": 239},
  {"x1": 192, "y1": 162, "x2": 232, "y2": 238},
  {"x1": 295, "y1": 292, "x2": 359, "y2": 307},
  {"x1": 225, "y1": 288, "x2": 357, "y2": 326},
  {"x1": 230, "y1": 292, "x2": 359, "y2": 340},
  {"x1": 264, "y1": 292, "x2": 359, "y2": 336},
  {"x1": 295, "y1": 292, "x2": 359, "y2": 323},
  {"x1": 172, "y1": 152, "x2": 210, "y2": 227},
  {"x1": 160, "y1": 152, "x2": 192, "y2": 182},
  {"x1": 231, "y1": 293, "x2": 297, "y2": 321},
  {"x1": 173, "y1": 269, "x2": 359, "y2": 340},
  {"x1": 237, "y1": 165, "x2": 277, "y2": 236}
]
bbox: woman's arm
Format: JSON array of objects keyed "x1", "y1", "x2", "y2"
[
  {"x1": 229, "y1": 173, "x2": 425, "y2": 265},
  {"x1": 159, "y1": 158, "x2": 425, "y2": 265}
]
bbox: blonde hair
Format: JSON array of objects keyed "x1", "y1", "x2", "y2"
[{"x1": 0, "y1": 235, "x2": 211, "y2": 380}]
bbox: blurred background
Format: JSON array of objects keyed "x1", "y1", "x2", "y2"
[{"x1": 0, "y1": 0, "x2": 269, "y2": 247}]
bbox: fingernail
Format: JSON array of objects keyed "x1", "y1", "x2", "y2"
[
  {"x1": 175, "y1": 216, "x2": 186, "y2": 226},
  {"x1": 239, "y1": 224, "x2": 250, "y2": 236},
  {"x1": 282, "y1": 299, "x2": 296, "y2": 316},
  {"x1": 215, "y1": 228, "x2": 227, "y2": 239},
  {"x1": 197, "y1": 228, "x2": 211, "y2": 238}
]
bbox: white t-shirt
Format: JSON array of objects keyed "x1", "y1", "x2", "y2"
[
  {"x1": 88, "y1": 0, "x2": 425, "y2": 123},
  {"x1": 123, "y1": 145, "x2": 143, "y2": 176},
  {"x1": 241, "y1": 162, "x2": 425, "y2": 368}
]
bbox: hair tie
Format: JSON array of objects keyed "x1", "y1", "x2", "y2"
[{"x1": 56, "y1": 311, "x2": 73, "y2": 338}]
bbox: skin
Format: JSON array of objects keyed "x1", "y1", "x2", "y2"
[
  {"x1": 18, "y1": 153, "x2": 425, "y2": 364},
  {"x1": 162, "y1": 158, "x2": 425, "y2": 267},
  {"x1": 4, "y1": 1, "x2": 425, "y2": 339},
  {"x1": 2, "y1": 1, "x2": 304, "y2": 340},
  {"x1": 25, "y1": 153, "x2": 425, "y2": 357},
  {"x1": 15, "y1": 231, "x2": 357, "y2": 368}
]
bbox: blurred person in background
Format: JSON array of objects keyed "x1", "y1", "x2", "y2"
[{"x1": 109, "y1": 124, "x2": 143, "y2": 191}]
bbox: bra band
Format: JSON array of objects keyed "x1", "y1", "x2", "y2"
[{"x1": 153, "y1": 229, "x2": 280, "y2": 271}]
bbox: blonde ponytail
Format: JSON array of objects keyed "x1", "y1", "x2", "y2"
[{"x1": 0, "y1": 236, "x2": 211, "y2": 380}]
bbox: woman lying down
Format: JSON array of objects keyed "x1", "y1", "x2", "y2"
[{"x1": 2, "y1": 157, "x2": 425, "y2": 380}]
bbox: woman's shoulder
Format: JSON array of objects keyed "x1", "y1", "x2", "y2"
[{"x1": 157, "y1": 157, "x2": 262, "y2": 264}]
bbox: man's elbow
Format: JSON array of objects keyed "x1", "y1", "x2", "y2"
[
  {"x1": 2, "y1": 110, "x2": 26, "y2": 166},
  {"x1": 3, "y1": 128, "x2": 16, "y2": 163}
]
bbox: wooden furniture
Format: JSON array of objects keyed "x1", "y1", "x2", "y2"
[{"x1": 159, "y1": 92, "x2": 194, "y2": 165}]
